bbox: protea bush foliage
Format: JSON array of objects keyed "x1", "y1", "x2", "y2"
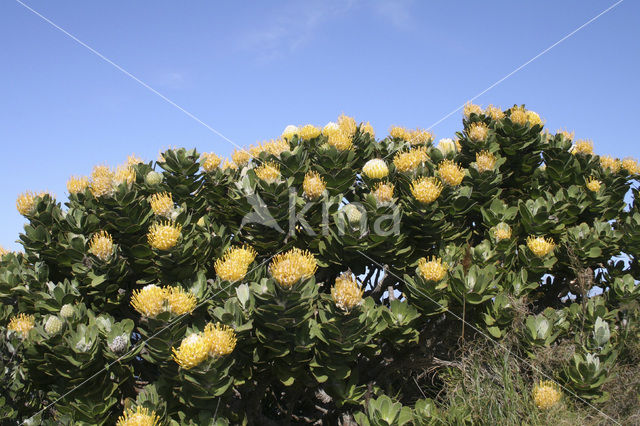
[{"x1": 2, "y1": 106, "x2": 640, "y2": 424}]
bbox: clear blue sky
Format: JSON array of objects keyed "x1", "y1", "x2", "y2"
[{"x1": 1, "y1": 1, "x2": 638, "y2": 251}]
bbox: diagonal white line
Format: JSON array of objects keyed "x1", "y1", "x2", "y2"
[
  {"x1": 22, "y1": 251, "x2": 281, "y2": 424},
  {"x1": 14, "y1": 0, "x2": 244, "y2": 155},
  {"x1": 356, "y1": 249, "x2": 621, "y2": 425},
  {"x1": 425, "y1": 0, "x2": 624, "y2": 131}
]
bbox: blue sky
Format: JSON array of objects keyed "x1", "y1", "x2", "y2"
[{"x1": 1, "y1": 1, "x2": 638, "y2": 251}]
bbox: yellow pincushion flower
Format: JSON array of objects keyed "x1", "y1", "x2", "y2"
[
  {"x1": 214, "y1": 245, "x2": 257, "y2": 282},
  {"x1": 172, "y1": 332, "x2": 210, "y2": 369},
  {"x1": 389, "y1": 126, "x2": 411, "y2": 140},
  {"x1": 127, "y1": 154, "x2": 143, "y2": 166},
  {"x1": 410, "y1": 177, "x2": 443, "y2": 204},
  {"x1": 299, "y1": 124, "x2": 321, "y2": 140},
  {"x1": 328, "y1": 130, "x2": 353, "y2": 151},
  {"x1": 532, "y1": 380, "x2": 562, "y2": 410},
  {"x1": 116, "y1": 406, "x2": 160, "y2": 426},
  {"x1": 338, "y1": 114, "x2": 357, "y2": 137},
  {"x1": 89, "y1": 230, "x2": 114, "y2": 261},
  {"x1": 249, "y1": 143, "x2": 265, "y2": 158},
  {"x1": 149, "y1": 192, "x2": 174, "y2": 217},
  {"x1": 282, "y1": 125, "x2": 300, "y2": 140},
  {"x1": 263, "y1": 138, "x2": 290, "y2": 157},
  {"x1": 232, "y1": 149, "x2": 252, "y2": 167},
  {"x1": 600, "y1": 155, "x2": 621, "y2": 173},
  {"x1": 331, "y1": 272, "x2": 364, "y2": 311},
  {"x1": 166, "y1": 286, "x2": 197, "y2": 315},
  {"x1": 8, "y1": 313, "x2": 35, "y2": 338},
  {"x1": 493, "y1": 222, "x2": 512, "y2": 241},
  {"x1": 557, "y1": 129, "x2": 575, "y2": 141},
  {"x1": 509, "y1": 106, "x2": 528, "y2": 125},
  {"x1": 437, "y1": 138, "x2": 458, "y2": 155},
  {"x1": 67, "y1": 176, "x2": 89, "y2": 194},
  {"x1": 468, "y1": 122, "x2": 489, "y2": 142},
  {"x1": 622, "y1": 157, "x2": 639, "y2": 174},
  {"x1": 131, "y1": 284, "x2": 167, "y2": 318},
  {"x1": 373, "y1": 182, "x2": 394, "y2": 205},
  {"x1": 485, "y1": 105, "x2": 504, "y2": 120},
  {"x1": 147, "y1": 221, "x2": 182, "y2": 250},
  {"x1": 571, "y1": 139, "x2": 594, "y2": 156},
  {"x1": 115, "y1": 165, "x2": 136, "y2": 186},
  {"x1": 201, "y1": 152, "x2": 221, "y2": 172},
  {"x1": 526, "y1": 110, "x2": 543, "y2": 126},
  {"x1": 269, "y1": 248, "x2": 318, "y2": 289},
  {"x1": 586, "y1": 177, "x2": 602, "y2": 192},
  {"x1": 438, "y1": 160, "x2": 465, "y2": 186},
  {"x1": 362, "y1": 159, "x2": 389, "y2": 179},
  {"x1": 463, "y1": 102, "x2": 482, "y2": 118},
  {"x1": 254, "y1": 162, "x2": 281, "y2": 184},
  {"x1": 393, "y1": 148, "x2": 427, "y2": 173},
  {"x1": 0, "y1": 246, "x2": 9, "y2": 257},
  {"x1": 221, "y1": 158, "x2": 238, "y2": 171},
  {"x1": 526, "y1": 236, "x2": 555, "y2": 257},
  {"x1": 475, "y1": 151, "x2": 496, "y2": 173},
  {"x1": 204, "y1": 322, "x2": 237, "y2": 358},
  {"x1": 303, "y1": 171, "x2": 326, "y2": 200},
  {"x1": 409, "y1": 128, "x2": 434, "y2": 145},
  {"x1": 361, "y1": 122, "x2": 375, "y2": 138},
  {"x1": 418, "y1": 256, "x2": 448, "y2": 282},
  {"x1": 16, "y1": 191, "x2": 38, "y2": 216},
  {"x1": 322, "y1": 122, "x2": 340, "y2": 137},
  {"x1": 90, "y1": 165, "x2": 115, "y2": 197}
]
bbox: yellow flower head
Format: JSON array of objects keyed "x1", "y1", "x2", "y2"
[
  {"x1": 586, "y1": 177, "x2": 602, "y2": 192},
  {"x1": 485, "y1": 105, "x2": 504, "y2": 120},
  {"x1": 303, "y1": 171, "x2": 326, "y2": 200},
  {"x1": 393, "y1": 148, "x2": 427, "y2": 173},
  {"x1": 468, "y1": 122, "x2": 489, "y2": 142},
  {"x1": 89, "y1": 230, "x2": 114, "y2": 261},
  {"x1": 269, "y1": 248, "x2": 318, "y2": 289},
  {"x1": 622, "y1": 157, "x2": 639, "y2": 175},
  {"x1": 361, "y1": 122, "x2": 375, "y2": 138},
  {"x1": 172, "y1": 332, "x2": 210, "y2": 369},
  {"x1": 571, "y1": 139, "x2": 594, "y2": 156},
  {"x1": 249, "y1": 142, "x2": 266, "y2": 158},
  {"x1": 322, "y1": 122, "x2": 340, "y2": 137},
  {"x1": 389, "y1": 126, "x2": 411, "y2": 140},
  {"x1": 204, "y1": 322, "x2": 237, "y2": 358},
  {"x1": 214, "y1": 245, "x2": 257, "y2": 282},
  {"x1": 0, "y1": 246, "x2": 9, "y2": 257},
  {"x1": 221, "y1": 158, "x2": 238, "y2": 171},
  {"x1": 116, "y1": 406, "x2": 160, "y2": 426},
  {"x1": 254, "y1": 162, "x2": 281, "y2": 184},
  {"x1": 200, "y1": 152, "x2": 221, "y2": 172},
  {"x1": 410, "y1": 177, "x2": 443, "y2": 204},
  {"x1": 437, "y1": 138, "x2": 459, "y2": 155},
  {"x1": 363, "y1": 159, "x2": 389, "y2": 179},
  {"x1": 127, "y1": 154, "x2": 143, "y2": 166},
  {"x1": 166, "y1": 286, "x2": 197, "y2": 315},
  {"x1": 90, "y1": 165, "x2": 115, "y2": 197},
  {"x1": 418, "y1": 256, "x2": 448, "y2": 282},
  {"x1": 557, "y1": 129, "x2": 575, "y2": 141},
  {"x1": 147, "y1": 221, "x2": 182, "y2": 250},
  {"x1": 493, "y1": 222, "x2": 512, "y2": 241},
  {"x1": 463, "y1": 102, "x2": 483, "y2": 118},
  {"x1": 149, "y1": 192, "x2": 174, "y2": 217},
  {"x1": 526, "y1": 110, "x2": 543, "y2": 126},
  {"x1": 131, "y1": 284, "x2": 167, "y2": 318},
  {"x1": 115, "y1": 165, "x2": 136, "y2": 186},
  {"x1": 327, "y1": 130, "x2": 353, "y2": 151},
  {"x1": 299, "y1": 124, "x2": 321, "y2": 140},
  {"x1": 373, "y1": 182, "x2": 394, "y2": 205},
  {"x1": 532, "y1": 380, "x2": 562, "y2": 410},
  {"x1": 282, "y1": 125, "x2": 299, "y2": 140},
  {"x1": 263, "y1": 138, "x2": 290, "y2": 157},
  {"x1": 509, "y1": 106, "x2": 528, "y2": 125},
  {"x1": 475, "y1": 151, "x2": 496, "y2": 173},
  {"x1": 409, "y1": 128, "x2": 434, "y2": 145},
  {"x1": 600, "y1": 155, "x2": 621, "y2": 173},
  {"x1": 8, "y1": 313, "x2": 35, "y2": 338},
  {"x1": 232, "y1": 149, "x2": 252, "y2": 167},
  {"x1": 67, "y1": 176, "x2": 89, "y2": 195},
  {"x1": 331, "y1": 272, "x2": 364, "y2": 311},
  {"x1": 438, "y1": 160, "x2": 465, "y2": 186},
  {"x1": 16, "y1": 191, "x2": 38, "y2": 216},
  {"x1": 526, "y1": 236, "x2": 555, "y2": 257},
  {"x1": 338, "y1": 114, "x2": 357, "y2": 137}
]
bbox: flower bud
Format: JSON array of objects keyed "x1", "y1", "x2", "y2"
[{"x1": 145, "y1": 171, "x2": 163, "y2": 186}]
